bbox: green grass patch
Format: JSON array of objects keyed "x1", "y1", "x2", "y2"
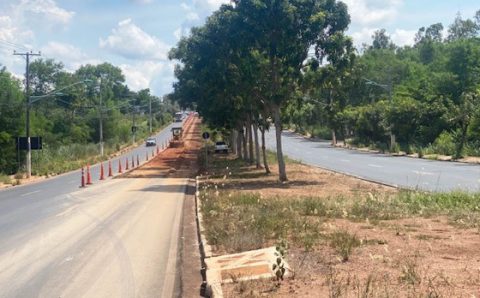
[{"x1": 0, "y1": 173, "x2": 12, "y2": 185}]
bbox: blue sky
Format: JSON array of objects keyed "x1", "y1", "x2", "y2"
[{"x1": 0, "y1": 0, "x2": 479, "y2": 96}]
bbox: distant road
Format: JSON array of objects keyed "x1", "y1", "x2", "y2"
[
  {"x1": 0, "y1": 122, "x2": 176, "y2": 204},
  {"x1": 266, "y1": 130, "x2": 480, "y2": 192}
]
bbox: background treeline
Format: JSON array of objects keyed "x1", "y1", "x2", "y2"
[
  {"x1": 0, "y1": 60, "x2": 178, "y2": 176},
  {"x1": 170, "y1": 3, "x2": 480, "y2": 184},
  {"x1": 285, "y1": 11, "x2": 480, "y2": 158}
]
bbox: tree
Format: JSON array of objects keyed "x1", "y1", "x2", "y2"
[
  {"x1": 0, "y1": 67, "x2": 24, "y2": 174},
  {"x1": 447, "y1": 13, "x2": 478, "y2": 41},
  {"x1": 234, "y1": 0, "x2": 350, "y2": 181},
  {"x1": 371, "y1": 29, "x2": 395, "y2": 50}
]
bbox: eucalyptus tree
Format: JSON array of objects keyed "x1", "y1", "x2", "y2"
[{"x1": 233, "y1": 0, "x2": 351, "y2": 181}]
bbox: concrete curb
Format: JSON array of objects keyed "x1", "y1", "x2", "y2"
[{"x1": 195, "y1": 176, "x2": 222, "y2": 298}]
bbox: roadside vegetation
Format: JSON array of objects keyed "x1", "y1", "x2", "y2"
[
  {"x1": 169, "y1": 1, "x2": 480, "y2": 188},
  {"x1": 199, "y1": 152, "x2": 480, "y2": 297},
  {"x1": 0, "y1": 62, "x2": 179, "y2": 181}
]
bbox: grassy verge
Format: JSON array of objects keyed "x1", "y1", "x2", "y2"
[{"x1": 199, "y1": 153, "x2": 480, "y2": 254}]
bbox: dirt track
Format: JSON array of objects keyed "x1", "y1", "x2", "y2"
[{"x1": 121, "y1": 115, "x2": 202, "y2": 179}]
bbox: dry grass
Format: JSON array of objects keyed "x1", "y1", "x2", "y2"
[{"x1": 200, "y1": 152, "x2": 480, "y2": 298}]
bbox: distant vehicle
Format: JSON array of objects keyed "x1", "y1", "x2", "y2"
[
  {"x1": 146, "y1": 137, "x2": 156, "y2": 147},
  {"x1": 174, "y1": 111, "x2": 187, "y2": 122},
  {"x1": 214, "y1": 141, "x2": 229, "y2": 154}
]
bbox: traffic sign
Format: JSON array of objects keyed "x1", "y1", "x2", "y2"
[{"x1": 202, "y1": 132, "x2": 210, "y2": 140}]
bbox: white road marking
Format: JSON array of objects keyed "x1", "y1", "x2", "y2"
[
  {"x1": 21, "y1": 190, "x2": 41, "y2": 197},
  {"x1": 368, "y1": 164, "x2": 383, "y2": 168},
  {"x1": 412, "y1": 170, "x2": 435, "y2": 176}
]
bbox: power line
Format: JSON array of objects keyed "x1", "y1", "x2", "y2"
[{"x1": 0, "y1": 39, "x2": 30, "y2": 51}]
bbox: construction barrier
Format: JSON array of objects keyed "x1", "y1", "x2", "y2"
[
  {"x1": 81, "y1": 167, "x2": 85, "y2": 188},
  {"x1": 100, "y1": 163, "x2": 105, "y2": 180},
  {"x1": 86, "y1": 164, "x2": 92, "y2": 185},
  {"x1": 108, "y1": 160, "x2": 113, "y2": 177}
]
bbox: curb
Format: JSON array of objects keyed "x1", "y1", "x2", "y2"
[{"x1": 195, "y1": 176, "x2": 222, "y2": 298}]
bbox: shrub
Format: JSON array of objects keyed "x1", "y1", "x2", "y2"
[
  {"x1": 432, "y1": 131, "x2": 455, "y2": 156},
  {"x1": 329, "y1": 230, "x2": 361, "y2": 262},
  {"x1": 0, "y1": 174, "x2": 12, "y2": 185}
]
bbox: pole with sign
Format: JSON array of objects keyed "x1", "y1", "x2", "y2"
[{"x1": 202, "y1": 132, "x2": 210, "y2": 171}]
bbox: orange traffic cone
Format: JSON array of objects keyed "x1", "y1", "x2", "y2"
[
  {"x1": 118, "y1": 159, "x2": 123, "y2": 174},
  {"x1": 108, "y1": 160, "x2": 113, "y2": 177},
  {"x1": 131, "y1": 156, "x2": 135, "y2": 168},
  {"x1": 81, "y1": 167, "x2": 85, "y2": 188},
  {"x1": 86, "y1": 164, "x2": 92, "y2": 185},
  {"x1": 100, "y1": 163, "x2": 105, "y2": 180}
]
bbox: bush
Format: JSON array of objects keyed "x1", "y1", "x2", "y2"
[
  {"x1": 432, "y1": 131, "x2": 455, "y2": 156},
  {"x1": 329, "y1": 230, "x2": 361, "y2": 262},
  {"x1": 0, "y1": 174, "x2": 12, "y2": 185}
]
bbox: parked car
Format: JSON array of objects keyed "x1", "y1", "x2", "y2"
[
  {"x1": 146, "y1": 137, "x2": 156, "y2": 147},
  {"x1": 214, "y1": 141, "x2": 229, "y2": 154}
]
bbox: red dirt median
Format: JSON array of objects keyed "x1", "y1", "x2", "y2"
[{"x1": 120, "y1": 115, "x2": 202, "y2": 179}]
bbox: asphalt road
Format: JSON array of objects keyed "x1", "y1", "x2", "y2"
[
  {"x1": 0, "y1": 177, "x2": 186, "y2": 297},
  {"x1": 266, "y1": 130, "x2": 480, "y2": 192},
  {"x1": 0, "y1": 123, "x2": 186, "y2": 297}
]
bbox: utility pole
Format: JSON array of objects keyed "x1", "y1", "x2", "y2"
[
  {"x1": 95, "y1": 78, "x2": 104, "y2": 157},
  {"x1": 388, "y1": 69, "x2": 396, "y2": 152},
  {"x1": 132, "y1": 105, "x2": 136, "y2": 144},
  {"x1": 149, "y1": 96, "x2": 152, "y2": 134},
  {"x1": 14, "y1": 50, "x2": 41, "y2": 178}
]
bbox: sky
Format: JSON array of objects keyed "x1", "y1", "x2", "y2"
[{"x1": 0, "y1": 0, "x2": 479, "y2": 97}]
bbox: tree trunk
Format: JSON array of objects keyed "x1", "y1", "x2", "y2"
[
  {"x1": 331, "y1": 129, "x2": 337, "y2": 146},
  {"x1": 237, "y1": 128, "x2": 243, "y2": 159},
  {"x1": 247, "y1": 116, "x2": 254, "y2": 164},
  {"x1": 273, "y1": 104, "x2": 287, "y2": 181},
  {"x1": 260, "y1": 125, "x2": 271, "y2": 174},
  {"x1": 253, "y1": 118, "x2": 261, "y2": 169},
  {"x1": 232, "y1": 129, "x2": 238, "y2": 155},
  {"x1": 242, "y1": 127, "x2": 248, "y2": 161}
]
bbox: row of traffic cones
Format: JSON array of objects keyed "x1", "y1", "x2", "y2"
[{"x1": 80, "y1": 142, "x2": 172, "y2": 188}]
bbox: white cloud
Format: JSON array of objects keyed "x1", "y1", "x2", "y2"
[
  {"x1": 120, "y1": 61, "x2": 175, "y2": 94},
  {"x1": 40, "y1": 41, "x2": 102, "y2": 71},
  {"x1": 17, "y1": 0, "x2": 75, "y2": 25},
  {"x1": 100, "y1": 18, "x2": 170, "y2": 61},
  {"x1": 178, "y1": 0, "x2": 230, "y2": 35},
  {"x1": 350, "y1": 27, "x2": 416, "y2": 48},
  {"x1": 343, "y1": 0, "x2": 403, "y2": 26},
  {"x1": 391, "y1": 29, "x2": 416, "y2": 47}
]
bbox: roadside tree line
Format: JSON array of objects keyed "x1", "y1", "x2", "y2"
[
  {"x1": 0, "y1": 61, "x2": 178, "y2": 176},
  {"x1": 169, "y1": 0, "x2": 353, "y2": 181},
  {"x1": 284, "y1": 11, "x2": 480, "y2": 159}
]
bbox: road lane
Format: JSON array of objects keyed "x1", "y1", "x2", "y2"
[
  {"x1": 0, "y1": 177, "x2": 186, "y2": 297},
  {"x1": 266, "y1": 130, "x2": 480, "y2": 192},
  {"x1": 0, "y1": 122, "x2": 178, "y2": 203}
]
